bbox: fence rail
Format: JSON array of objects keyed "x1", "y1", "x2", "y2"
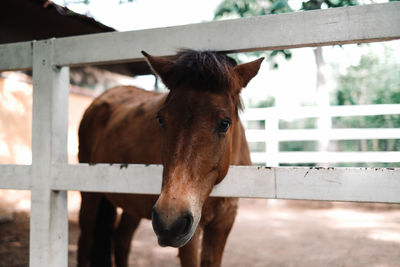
[
  {"x1": 247, "y1": 128, "x2": 400, "y2": 142},
  {"x1": 0, "y1": 2, "x2": 400, "y2": 267},
  {"x1": 242, "y1": 105, "x2": 400, "y2": 165},
  {"x1": 1, "y1": 2, "x2": 400, "y2": 71}
]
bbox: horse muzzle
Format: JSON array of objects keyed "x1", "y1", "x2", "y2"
[{"x1": 151, "y1": 207, "x2": 196, "y2": 247}]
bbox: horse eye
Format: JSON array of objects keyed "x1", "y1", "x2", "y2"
[
  {"x1": 217, "y1": 119, "x2": 231, "y2": 133},
  {"x1": 156, "y1": 115, "x2": 166, "y2": 129}
]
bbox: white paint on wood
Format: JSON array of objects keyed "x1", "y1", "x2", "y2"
[
  {"x1": 251, "y1": 151, "x2": 400, "y2": 164},
  {"x1": 0, "y1": 41, "x2": 33, "y2": 71},
  {"x1": 52, "y1": 163, "x2": 163, "y2": 194},
  {"x1": 30, "y1": 39, "x2": 69, "y2": 267},
  {"x1": 275, "y1": 167, "x2": 400, "y2": 203},
  {"x1": 51, "y1": 2, "x2": 400, "y2": 67},
  {"x1": 246, "y1": 128, "x2": 400, "y2": 142},
  {"x1": 240, "y1": 104, "x2": 400, "y2": 121},
  {"x1": 1, "y1": 3, "x2": 399, "y2": 71},
  {"x1": 50, "y1": 164, "x2": 400, "y2": 203},
  {"x1": 242, "y1": 105, "x2": 400, "y2": 165},
  {"x1": 212, "y1": 166, "x2": 275, "y2": 198},
  {"x1": 0, "y1": 165, "x2": 31, "y2": 189}
]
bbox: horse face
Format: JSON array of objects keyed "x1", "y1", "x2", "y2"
[
  {"x1": 152, "y1": 89, "x2": 235, "y2": 247},
  {"x1": 142, "y1": 50, "x2": 263, "y2": 247}
]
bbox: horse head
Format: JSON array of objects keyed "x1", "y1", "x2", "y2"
[{"x1": 142, "y1": 50, "x2": 263, "y2": 247}]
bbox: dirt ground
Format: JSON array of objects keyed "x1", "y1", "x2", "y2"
[{"x1": 1, "y1": 199, "x2": 400, "y2": 267}]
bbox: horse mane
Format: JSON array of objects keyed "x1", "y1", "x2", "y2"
[{"x1": 172, "y1": 49, "x2": 237, "y2": 92}]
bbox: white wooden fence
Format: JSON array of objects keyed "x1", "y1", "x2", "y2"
[
  {"x1": 0, "y1": 3, "x2": 400, "y2": 266},
  {"x1": 242, "y1": 105, "x2": 400, "y2": 166}
]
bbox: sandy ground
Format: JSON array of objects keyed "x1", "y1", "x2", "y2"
[{"x1": 1, "y1": 199, "x2": 400, "y2": 267}]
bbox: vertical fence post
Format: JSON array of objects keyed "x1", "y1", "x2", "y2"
[
  {"x1": 30, "y1": 39, "x2": 69, "y2": 267},
  {"x1": 265, "y1": 109, "x2": 279, "y2": 167}
]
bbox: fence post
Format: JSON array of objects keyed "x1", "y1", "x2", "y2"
[
  {"x1": 30, "y1": 39, "x2": 69, "y2": 267},
  {"x1": 265, "y1": 109, "x2": 279, "y2": 167}
]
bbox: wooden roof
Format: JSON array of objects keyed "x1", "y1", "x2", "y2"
[{"x1": 1, "y1": 0, "x2": 152, "y2": 76}]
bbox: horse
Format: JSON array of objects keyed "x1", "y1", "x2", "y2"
[{"x1": 77, "y1": 49, "x2": 263, "y2": 267}]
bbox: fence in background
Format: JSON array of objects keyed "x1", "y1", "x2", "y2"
[
  {"x1": 0, "y1": 3, "x2": 400, "y2": 266},
  {"x1": 242, "y1": 105, "x2": 400, "y2": 166}
]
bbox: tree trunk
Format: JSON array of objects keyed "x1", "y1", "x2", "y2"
[{"x1": 314, "y1": 47, "x2": 332, "y2": 166}]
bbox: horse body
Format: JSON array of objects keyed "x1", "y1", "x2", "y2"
[{"x1": 78, "y1": 50, "x2": 262, "y2": 267}]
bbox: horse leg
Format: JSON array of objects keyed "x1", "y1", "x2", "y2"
[
  {"x1": 78, "y1": 192, "x2": 100, "y2": 267},
  {"x1": 91, "y1": 196, "x2": 117, "y2": 267},
  {"x1": 200, "y1": 203, "x2": 237, "y2": 267},
  {"x1": 114, "y1": 211, "x2": 141, "y2": 267},
  {"x1": 78, "y1": 193, "x2": 117, "y2": 267},
  {"x1": 178, "y1": 227, "x2": 202, "y2": 267}
]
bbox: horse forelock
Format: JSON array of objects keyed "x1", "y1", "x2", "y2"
[
  {"x1": 170, "y1": 49, "x2": 244, "y2": 112},
  {"x1": 172, "y1": 50, "x2": 236, "y2": 92}
]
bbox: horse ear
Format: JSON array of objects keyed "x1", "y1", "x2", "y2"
[
  {"x1": 142, "y1": 51, "x2": 175, "y2": 89},
  {"x1": 234, "y1": 57, "x2": 264, "y2": 89}
]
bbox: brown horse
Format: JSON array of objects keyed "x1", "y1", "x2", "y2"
[{"x1": 77, "y1": 50, "x2": 263, "y2": 267}]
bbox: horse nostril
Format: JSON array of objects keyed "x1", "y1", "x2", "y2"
[
  {"x1": 182, "y1": 213, "x2": 194, "y2": 235},
  {"x1": 152, "y1": 207, "x2": 194, "y2": 240},
  {"x1": 171, "y1": 212, "x2": 193, "y2": 237}
]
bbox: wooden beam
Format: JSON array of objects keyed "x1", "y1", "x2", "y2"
[
  {"x1": 0, "y1": 165, "x2": 31, "y2": 190},
  {"x1": 251, "y1": 151, "x2": 400, "y2": 164},
  {"x1": 1, "y1": 3, "x2": 398, "y2": 71},
  {"x1": 0, "y1": 41, "x2": 33, "y2": 71},
  {"x1": 30, "y1": 39, "x2": 69, "y2": 267},
  {"x1": 51, "y1": 164, "x2": 400, "y2": 203},
  {"x1": 275, "y1": 167, "x2": 400, "y2": 203},
  {"x1": 52, "y1": 2, "x2": 400, "y2": 67},
  {"x1": 246, "y1": 128, "x2": 400, "y2": 142}
]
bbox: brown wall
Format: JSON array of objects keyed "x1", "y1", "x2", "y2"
[
  {"x1": 0, "y1": 72, "x2": 94, "y2": 215},
  {"x1": 0, "y1": 72, "x2": 94, "y2": 165}
]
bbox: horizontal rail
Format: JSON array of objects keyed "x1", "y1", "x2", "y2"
[
  {"x1": 51, "y1": 2, "x2": 400, "y2": 66},
  {"x1": 51, "y1": 164, "x2": 163, "y2": 194},
  {"x1": 0, "y1": 2, "x2": 399, "y2": 71},
  {"x1": 1, "y1": 164, "x2": 399, "y2": 203},
  {"x1": 246, "y1": 128, "x2": 400, "y2": 142},
  {"x1": 241, "y1": 104, "x2": 400, "y2": 121},
  {"x1": 0, "y1": 41, "x2": 33, "y2": 71},
  {"x1": 49, "y1": 164, "x2": 400, "y2": 203},
  {"x1": 251, "y1": 151, "x2": 400, "y2": 164},
  {"x1": 274, "y1": 167, "x2": 400, "y2": 203},
  {"x1": 0, "y1": 165, "x2": 32, "y2": 190}
]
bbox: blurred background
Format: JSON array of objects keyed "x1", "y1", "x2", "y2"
[{"x1": 1, "y1": 0, "x2": 400, "y2": 266}]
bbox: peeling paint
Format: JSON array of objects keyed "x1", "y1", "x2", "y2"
[
  {"x1": 304, "y1": 168, "x2": 311, "y2": 178},
  {"x1": 120, "y1": 164, "x2": 128, "y2": 169},
  {"x1": 256, "y1": 166, "x2": 273, "y2": 170}
]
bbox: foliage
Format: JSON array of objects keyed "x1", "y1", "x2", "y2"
[
  {"x1": 214, "y1": 0, "x2": 290, "y2": 18},
  {"x1": 214, "y1": 0, "x2": 358, "y2": 68},
  {"x1": 214, "y1": 0, "x2": 294, "y2": 68},
  {"x1": 332, "y1": 47, "x2": 400, "y2": 163},
  {"x1": 251, "y1": 96, "x2": 276, "y2": 108},
  {"x1": 301, "y1": 0, "x2": 358, "y2": 10},
  {"x1": 333, "y1": 50, "x2": 400, "y2": 106}
]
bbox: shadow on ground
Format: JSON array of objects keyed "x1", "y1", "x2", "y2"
[{"x1": 1, "y1": 199, "x2": 400, "y2": 267}]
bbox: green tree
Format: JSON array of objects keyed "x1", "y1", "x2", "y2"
[
  {"x1": 332, "y1": 48, "x2": 400, "y2": 162},
  {"x1": 334, "y1": 50, "x2": 400, "y2": 106},
  {"x1": 215, "y1": 0, "x2": 293, "y2": 68},
  {"x1": 214, "y1": 0, "x2": 358, "y2": 67},
  {"x1": 214, "y1": 0, "x2": 399, "y2": 167}
]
